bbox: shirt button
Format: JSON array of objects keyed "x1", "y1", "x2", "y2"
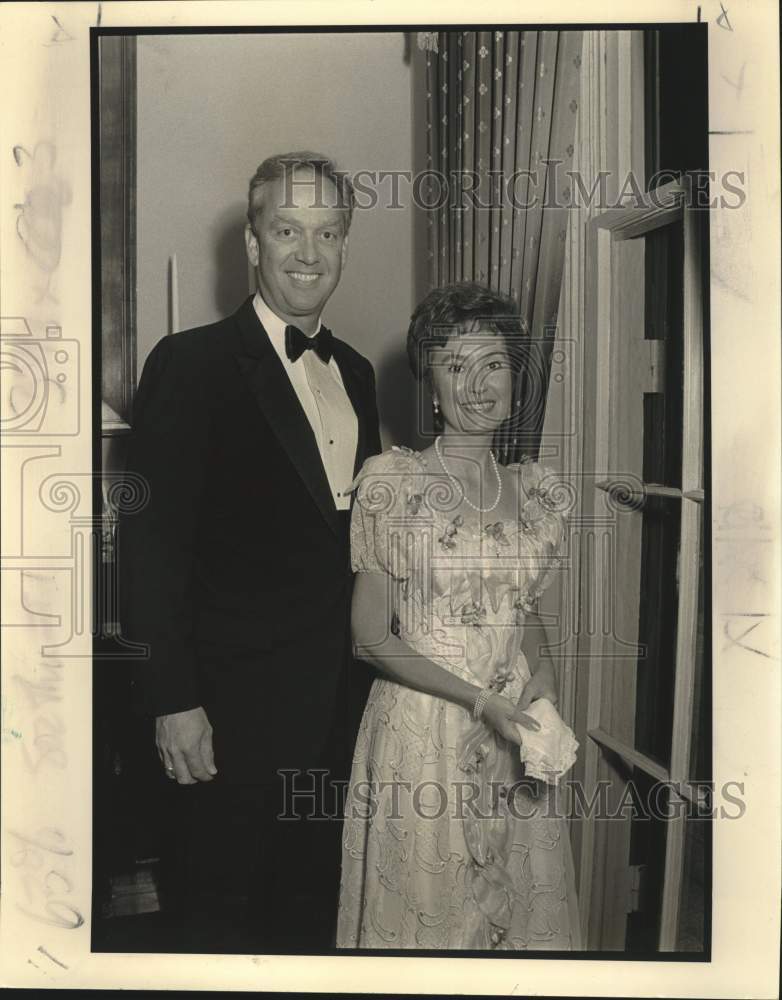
[{"x1": 329, "y1": 439, "x2": 334, "y2": 445}]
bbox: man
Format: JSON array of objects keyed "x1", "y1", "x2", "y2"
[{"x1": 119, "y1": 152, "x2": 380, "y2": 953}]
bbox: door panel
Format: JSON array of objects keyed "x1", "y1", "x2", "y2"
[{"x1": 576, "y1": 178, "x2": 708, "y2": 952}]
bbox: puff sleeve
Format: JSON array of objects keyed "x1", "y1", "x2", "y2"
[
  {"x1": 513, "y1": 461, "x2": 575, "y2": 610},
  {"x1": 349, "y1": 447, "x2": 423, "y2": 581}
]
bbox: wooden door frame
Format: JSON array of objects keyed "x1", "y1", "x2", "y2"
[{"x1": 576, "y1": 175, "x2": 706, "y2": 949}]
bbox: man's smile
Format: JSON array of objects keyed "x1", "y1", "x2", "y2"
[{"x1": 287, "y1": 271, "x2": 321, "y2": 284}]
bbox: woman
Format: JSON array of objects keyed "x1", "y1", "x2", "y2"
[{"x1": 337, "y1": 283, "x2": 581, "y2": 951}]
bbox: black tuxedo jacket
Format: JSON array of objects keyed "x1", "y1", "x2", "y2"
[{"x1": 119, "y1": 297, "x2": 381, "y2": 784}]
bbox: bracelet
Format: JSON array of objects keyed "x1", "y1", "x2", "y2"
[{"x1": 472, "y1": 686, "x2": 493, "y2": 721}]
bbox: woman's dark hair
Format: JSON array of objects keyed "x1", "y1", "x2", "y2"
[{"x1": 406, "y1": 282, "x2": 523, "y2": 388}]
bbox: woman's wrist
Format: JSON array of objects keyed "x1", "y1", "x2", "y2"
[
  {"x1": 470, "y1": 685, "x2": 509, "y2": 722},
  {"x1": 456, "y1": 682, "x2": 483, "y2": 714},
  {"x1": 472, "y1": 686, "x2": 493, "y2": 721}
]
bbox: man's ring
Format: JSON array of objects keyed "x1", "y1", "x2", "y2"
[{"x1": 165, "y1": 765, "x2": 175, "y2": 773}]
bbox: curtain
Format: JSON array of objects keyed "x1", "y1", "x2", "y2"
[{"x1": 421, "y1": 30, "x2": 582, "y2": 462}]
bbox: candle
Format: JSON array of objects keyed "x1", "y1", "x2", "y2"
[{"x1": 169, "y1": 253, "x2": 180, "y2": 335}]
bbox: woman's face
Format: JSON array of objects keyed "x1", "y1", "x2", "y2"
[{"x1": 429, "y1": 324, "x2": 514, "y2": 434}]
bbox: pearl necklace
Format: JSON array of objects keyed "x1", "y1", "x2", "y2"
[{"x1": 434, "y1": 435, "x2": 503, "y2": 514}]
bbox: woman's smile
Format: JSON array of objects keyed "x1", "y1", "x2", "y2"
[{"x1": 459, "y1": 398, "x2": 497, "y2": 412}]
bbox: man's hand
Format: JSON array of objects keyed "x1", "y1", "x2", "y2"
[
  {"x1": 155, "y1": 706, "x2": 217, "y2": 784},
  {"x1": 514, "y1": 662, "x2": 559, "y2": 718}
]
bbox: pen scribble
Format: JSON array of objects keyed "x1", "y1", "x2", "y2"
[{"x1": 12, "y1": 143, "x2": 71, "y2": 303}]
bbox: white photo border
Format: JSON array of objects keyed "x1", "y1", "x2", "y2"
[{"x1": 0, "y1": 1, "x2": 779, "y2": 995}]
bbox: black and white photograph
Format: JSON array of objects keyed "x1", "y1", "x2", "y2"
[
  {"x1": 1, "y1": 1, "x2": 779, "y2": 994},
  {"x1": 94, "y1": 22, "x2": 714, "y2": 957}
]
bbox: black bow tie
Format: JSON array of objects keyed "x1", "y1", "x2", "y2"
[{"x1": 284, "y1": 324, "x2": 333, "y2": 364}]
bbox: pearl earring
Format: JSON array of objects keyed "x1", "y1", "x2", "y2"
[{"x1": 433, "y1": 398, "x2": 440, "y2": 415}]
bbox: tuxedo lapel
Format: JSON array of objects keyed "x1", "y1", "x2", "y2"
[
  {"x1": 233, "y1": 298, "x2": 341, "y2": 537},
  {"x1": 330, "y1": 339, "x2": 368, "y2": 479}
]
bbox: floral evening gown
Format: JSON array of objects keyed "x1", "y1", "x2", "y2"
[{"x1": 337, "y1": 447, "x2": 582, "y2": 951}]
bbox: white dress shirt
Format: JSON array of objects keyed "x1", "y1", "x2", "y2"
[{"x1": 253, "y1": 292, "x2": 359, "y2": 511}]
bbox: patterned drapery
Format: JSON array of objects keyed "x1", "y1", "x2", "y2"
[{"x1": 422, "y1": 30, "x2": 582, "y2": 462}]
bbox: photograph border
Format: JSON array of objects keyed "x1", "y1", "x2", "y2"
[{"x1": 1, "y1": 1, "x2": 778, "y2": 995}]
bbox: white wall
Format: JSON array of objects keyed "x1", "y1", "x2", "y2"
[{"x1": 137, "y1": 32, "x2": 422, "y2": 447}]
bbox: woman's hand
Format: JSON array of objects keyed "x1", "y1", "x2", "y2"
[
  {"x1": 482, "y1": 692, "x2": 541, "y2": 746},
  {"x1": 516, "y1": 662, "x2": 558, "y2": 713}
]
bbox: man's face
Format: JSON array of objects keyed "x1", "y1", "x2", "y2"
[{"x1": 245, "y1": 166, "x2": 349, "y2": 332}]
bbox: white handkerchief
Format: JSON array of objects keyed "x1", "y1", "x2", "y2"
[{"x1": 516, "y1": 698, "x2": 579, "y2": 785}]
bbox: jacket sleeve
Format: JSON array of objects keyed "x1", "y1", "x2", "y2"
[
  {"x1": 118, "y1": 334, "x2": 211, "y2": 717},
  {"x1": 364, "y1": 359, "x2": 382, "y2": 459}
]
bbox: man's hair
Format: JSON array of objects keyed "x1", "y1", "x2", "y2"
[
  {"x1": 247, "y1": 151, "x2": 355, "y2": 233},
  {"x1": 407, "y1": 281, "x2": 524, "y2": 386}
]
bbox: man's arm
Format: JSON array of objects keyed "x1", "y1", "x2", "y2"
[
  {"x1": 118, "y1": 333, "x2": 216, "y2": 783},
  {"x1": 364, "y1": 359, "x2": 382, "y2": 457}
]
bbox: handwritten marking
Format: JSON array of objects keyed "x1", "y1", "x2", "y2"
[
  {"x1": 7, "y1": 3, "x2": 83, "y2": 976},
  {"x1": 19, "y1": 714, "x2": 67, "y2": 773},
  {"x1": 37, "y1": 945, "x2": 68, "y2": 970},
  {"x1": 716, "y1": 2, "x2": 733, "y2": 30},
  {"x1": 715, "y1": 500, "x2": 772, "y2": 532},
  {"x1": 48, "y1": 16, "x2": 75, "y2": 45},
  {"x1": 722, "y1": 613, "x2": 774, "y2": 659},
  {"x1": 13, "y1": 661, "x2": 64, "y2": 711},
  {"x1": 710, "y1": 265, "x2": 752, "y2": 302},
  {"x1": 9, "y1": 826, "x2": 83, "y2": 930},
  {"x1": 718, "y1": 543, "x2": 767, "y2": 585},
  {"x1": 38, "y1": 944, "x2": 68, "y2": 969},
  {"x1": 17, "y1": 898, "x2": 85, "y2": 929},
  {"x1": 721, "y1": 62, "x2": 746, "y2": 96},
  {"x1": 9, "y1": 826, "x2": 73, "y2": 856},
  {"x1": 12, "y1": 142, "x2": 71, "y2": 304}
]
